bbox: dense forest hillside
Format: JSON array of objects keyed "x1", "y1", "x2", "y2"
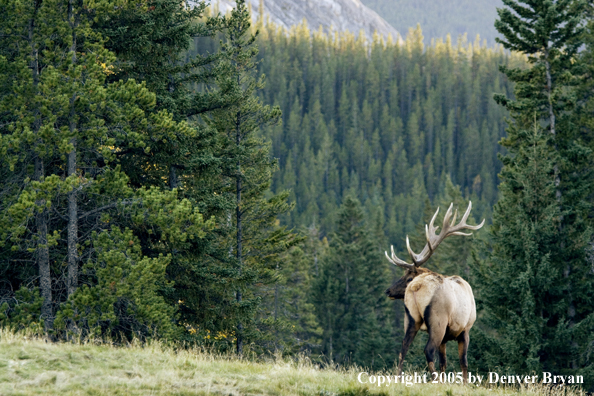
[
  {"x1": 195, "y1": 21, "x2": 523, "y2": 246},
  {"x1": 362, "y1": 0, "x2": 503, "y2": 45}
]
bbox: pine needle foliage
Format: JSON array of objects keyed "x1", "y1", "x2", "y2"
[
  {"x1": 191, "y1": 21, "x2": 523, "y2": 247},
  {"x1": 206, "y1": 0, "x2": 300, "y2": 354},
  {"x1": 474, "y1": 0, "x2": 594, "y2": 384},
  {"x1": 0, "y1": 0, "x2": 213, "y2": 341},
  {"x1": 313, "y1": 196, "x2": 395, "y2": 370}
]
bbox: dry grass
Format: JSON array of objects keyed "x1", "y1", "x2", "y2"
[{"x1": 0, "y1": 330, "x2": 586, "y2": 396}]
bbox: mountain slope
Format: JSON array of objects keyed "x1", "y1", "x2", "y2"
[
  {"x1": 361, "y1": 0, "x2": 503, "y2": 45},
  {"x1": 206, "y1": 0, "x2": 399, "y2": 40}
]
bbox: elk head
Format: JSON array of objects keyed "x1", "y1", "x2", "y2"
[{"x1": 385, "y1": 201, "x2": 485, "y2": 299}]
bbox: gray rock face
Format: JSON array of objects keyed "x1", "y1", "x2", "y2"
[{"x1": 204, "y1": 0, "x2": 399, "y2": 41}]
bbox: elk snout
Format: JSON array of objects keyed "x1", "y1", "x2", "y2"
[
  {"x1": 386, "y1": 277, "x2": 410, "y2": 300},
  {"x1": 385, "y1": 288, "x2": 396, "y2": 300},
  {"x1": 386, "y1": 285, "x2": 402, "y2": 300}
]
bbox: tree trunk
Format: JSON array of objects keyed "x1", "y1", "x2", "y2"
[
  {"x1": 546, "y1": 50, "x2": 576, "y2": 367},
  {"x1": 274, "y1": 272, "x2": 279, "y2": 348},
  {"x1": 236, "y1": 110, "x2": 243, "y2": 355},
  {"x1": 274, "y1": 282, "x2": 279, "y2": 322},
  {"x1": 67, "y1": 147, "x2": 78, "y2": 297},
  {"x1": 30, "y1": 0, "x2": 52, "y2": 332},
  {"x1": 169, "y1": 165, "x2": 178, "y2": 190},
  {"x1": 328, "y1": 328, "x2": 333, "y2": 361},
  {"x1": 544, "y1": 54, "x2": 556, "y2": 138},
  {"x1": 167, "y1": 68, "x2": 179, "y2": 192},
  {"x1": 35, "y1": 157, "x2": 52, "y2": 331},
  {"x1": 66, "y1": 0, "x2": 79, "y2": 298}
]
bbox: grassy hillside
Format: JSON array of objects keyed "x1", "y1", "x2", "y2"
[
  {"x1": 0, "y1": 332, "x2": 585, "y2": 396},
  {"x1": 361, "y1": 0, "x2": 503, "y2": 45}
]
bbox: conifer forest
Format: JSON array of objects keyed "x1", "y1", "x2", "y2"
[{"x1": 1, "y1": 0, "x2": 594, "y2": 389}]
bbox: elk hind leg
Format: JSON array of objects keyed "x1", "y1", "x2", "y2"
[
  {"x1": 424, "y1": 310, "x2": 447, "y2": 376},
  {"x1": 438, "y1": 343, "x2": 447, "y2": 373},
  {"x1": 457, "y1": 331, "x2": 469, "y2": 384},
  {"x1": 398, "y1": 307, "x2": 421, "y2": 375}
]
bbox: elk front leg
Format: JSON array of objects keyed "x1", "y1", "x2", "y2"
[
  {"x1": 397, "y1": 308, "x2": 420, "y2": 375},
  {"x1": 457, "y1": 331, "x2": 469, "y2": 384},
  {"x1": 438, "y1": 343, "x2": 447, "y2": 373}
]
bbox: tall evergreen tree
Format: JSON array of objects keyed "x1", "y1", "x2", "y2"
[
  {"x1": 475, "y1": 123, "x2": 565, "y2": 373},
  {"x1": 0, "y1": 0, "x2": 211, "y2": 339},
  {"x1": 257, "y1": 232, "x2": 324, "y2": 354},
  {"x1": 93, "y1": 0, "x2": 242, "y2": 343},
  {"x1": 209, "y1": 0, "x2": 298, "y2": 354},
  {"x1": 476, "y1": 0, "x2": 594, "y2": 378},
  {"x1": 96, "y1": 0, "x2": 225, "y2": 191},
  {"x1": 313, "y1": 196, "x2": 394, "y2": 369}
]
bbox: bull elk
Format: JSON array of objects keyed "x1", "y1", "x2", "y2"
[{"x1": 385, "y1": 201, "x2": 484, "y2": 382}]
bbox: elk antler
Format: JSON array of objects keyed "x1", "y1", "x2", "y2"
[{"x1": 385, "y1": 201, "x2": 485, "y2": 270}]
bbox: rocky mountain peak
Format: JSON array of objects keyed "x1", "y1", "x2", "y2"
[{"x1": 205, "y1": 0, "x2": 399, "y2": 41}]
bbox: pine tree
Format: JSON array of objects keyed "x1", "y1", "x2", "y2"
[
  {"x1": 0, "y1": 0, "x2": 211, "y2": 340},
  {"x1": 208, "y1": 0, "x2": 298, "y2": 354},
  {"x1": 476, "y1": 0, "x2": 594, "y2": 377},
  {"x1": 93, "y1": 0, "x2": 247, "y2": 343},
  {"x1": 96, "y1": 0, "x2": 227, "y2": 191},
  {"x1": 475, "y1": 124, "x2": 565, "y2": 373},
  {"x1": 313, "y1": 196, "x2": 394, "y2": 369},
  {"x1": 257, "y1": 229, "x2": 324, "y2": 354}
]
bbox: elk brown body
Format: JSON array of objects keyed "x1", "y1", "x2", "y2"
[{"x1": 385, "y1": 202, "x2": 483, "y2": 382}]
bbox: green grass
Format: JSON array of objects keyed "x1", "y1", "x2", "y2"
[{"x1": 0, "y1": 331, "x2": 585, "y2": 396}]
